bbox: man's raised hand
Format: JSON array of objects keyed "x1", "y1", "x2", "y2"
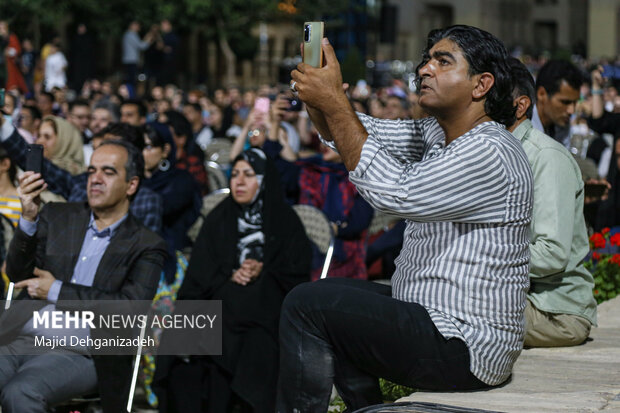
[{"x1": 17, "y1": 171, "x2": 47, "y2": 222}]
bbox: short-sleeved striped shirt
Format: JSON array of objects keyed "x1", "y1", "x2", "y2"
[{"x1": 349, "y1": 114, "x2": 533, "y2": 385}]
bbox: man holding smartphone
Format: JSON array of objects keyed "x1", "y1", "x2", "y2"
[
  {"x1": 279, "y1": 25, "x2": 533, "y2": 412},
  {"x1": 0, "y1": 116, "x2": 163, "y2": 234},
  {"x1": 0, "y1": 140, "x2": 166, "y2": 412}
]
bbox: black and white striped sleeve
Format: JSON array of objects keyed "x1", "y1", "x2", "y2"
[{"x1": 349, "y1": 122, "x2": 510, "y2": 224}]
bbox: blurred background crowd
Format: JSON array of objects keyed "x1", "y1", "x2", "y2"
[
  {"x1": 1, "y1": 1, "x2": 620, "y2": 274},
  {"x1": 2, "y1": 0, "x2": 620, "y2": 410}
]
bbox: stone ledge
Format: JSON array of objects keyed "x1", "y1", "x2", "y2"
[{"x1": 398, "y1": 298, "x2": 620, "y2": 413}]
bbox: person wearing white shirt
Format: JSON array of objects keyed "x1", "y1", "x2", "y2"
[{"x1": 44, "y1": 43, "x2": 67, "y2": 92}]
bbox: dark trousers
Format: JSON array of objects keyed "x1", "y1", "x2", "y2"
[
  {"x1": 276, "y1": 278, "x2": 487, "y2": 413},
  {"x1": 0, "y1": 335, "x2": 97, "y2": 413},
  {"x1": 162, "y1": 358, "x2": 254, "y2": 413}
]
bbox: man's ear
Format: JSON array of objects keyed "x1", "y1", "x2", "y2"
[
  {"x1": 514, "y1": 95, "x2": 532, "y2": 120},
  {"x1": 472, "y1": 72, "x2": 495, "y2": 99},
  {"x1": 536, "y1": 86, "x2": 548, "y2": 104},
  {"x1": 126, "y1": 176, "x2": 139, "y2": 198}
]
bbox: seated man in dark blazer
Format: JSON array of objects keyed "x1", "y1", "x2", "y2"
[{"x1": 0, "y1": 138, "x2": 167, "y2": 412}]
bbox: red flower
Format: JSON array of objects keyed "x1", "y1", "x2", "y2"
[
  {"x1": 592, "y1": 252, "x2": 601, "y2": 261},
  {"x1": 590, "y1": 233, "x2": 606, "y2": 249},
  {"x1": 610, "y1": 254, "x2": 620, "y2": 266},
  {"x1": 610, "y1": 233, "x2": 620, "y2": 247},
  {"x1": 602, "y1": 227, "x2": 611, "y2": 235},
  {"x1": 594, "y1": 289, "x2": 600, "y2": 295}
]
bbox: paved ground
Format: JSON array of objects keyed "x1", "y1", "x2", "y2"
[{"x1": 398, "y1": 297, "x2": 620, "y2": 412}]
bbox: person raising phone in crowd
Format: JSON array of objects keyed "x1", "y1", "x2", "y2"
[
  {"x1": 587, "y1": 66, "x2": 620, "y2": 230},
  {"x1": 230, "y1": 96, "x2": 297, "y2": 162},
  {"x1": 277, "y1": 25, "x2": 533, "y2": 412}
]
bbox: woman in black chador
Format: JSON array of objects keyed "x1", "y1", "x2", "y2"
[{"x1": 155, "y1": 148, "x2": 311, "y2": 412}]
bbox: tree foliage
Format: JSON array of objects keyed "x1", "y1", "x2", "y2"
[
  {"x1": 1, "y1": 0, "x2": 351, "y2": 44},
  {"x1": 0, "y1": 0, "x2": 354, "y2": 84}
]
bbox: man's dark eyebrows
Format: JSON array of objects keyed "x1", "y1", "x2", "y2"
[
  {"x1": 432, "y1": 50, "x2": 456, "y2": 61},
  {"x1": 87, "y1": 165, "x2": 118, "y2": 173}
]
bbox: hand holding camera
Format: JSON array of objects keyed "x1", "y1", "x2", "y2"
[
  {"x1": 270, "y1": 95, "x2": 289, "y2": 124},
  {"x1": 584, "y1": 179, "x2": 611, "y2": 204},
  {"x1": 591, "y1": 65, "x2": 604, "y2": 90}
]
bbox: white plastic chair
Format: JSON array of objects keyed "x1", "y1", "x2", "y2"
[
  {"x1": 205, "y1": 160, "x2": 228, "y2": 191},
  {"x1": 292, "y1": 204, "x2": 335, "y2": 279},
  {"x1": 187, "y1": 188, "x2": 231, "y2": 244}
]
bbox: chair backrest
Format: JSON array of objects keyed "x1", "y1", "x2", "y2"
[
  {"x1": 205, "y1": 138, "x2": 233, "y2": 166},
  {"x1": 187, "y1": 188, "x2": 231, "y2": 243},
  {"x1": 292, "y1": 204, "x2": 335, "y2": 279},
  {"x1": 205, "y1": 160, "x2": 228, "y2": 191},
  {"x1": 367, "y1": 210, "x2": 402, "y2": 237}
]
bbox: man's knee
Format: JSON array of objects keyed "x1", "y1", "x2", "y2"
[
  {"x1": 1, "y1": 380, "x2": 47, "y2": 411},
  {"x1": 283, "y1": 280, "x2": 347, "y2": 313},
  {"x1": 524, "y1": 306, "x2": 591, "y2": 347},
  {"x1": 282, "y1": 282, "x2": 318, "y2": 317},
  {"x1": 281, "y1": 281, "x2": 345, "y2": 333}
]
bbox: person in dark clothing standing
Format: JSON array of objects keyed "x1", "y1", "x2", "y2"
[
  {"x1": 159, "y1": 19, "x2": 179, "y2": 86},
  {"x1": 69, "y1": 24, "x2": 95, "y2": 92}
]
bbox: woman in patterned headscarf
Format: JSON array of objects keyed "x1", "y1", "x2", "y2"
[
  {"x1": 36, "y1": 115, "x2": 85, "y2": 175},
  {"x1": 155, "y1": 148, "x2": 311, "y2": 413}
]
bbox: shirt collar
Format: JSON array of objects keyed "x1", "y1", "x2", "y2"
[
  {"x1": 88, "y1": 212, "x2": 128, "y2": 238},
  {"x1": 511, "y1": 119, "x2": 534, "y2": 142},
  {"x1": 531, "y1": 104, "x2": 545, "y2": 133}
]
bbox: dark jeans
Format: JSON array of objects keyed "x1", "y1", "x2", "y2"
[{"x1": 276, "y1": 278, "x2": 487, "y2": 413}]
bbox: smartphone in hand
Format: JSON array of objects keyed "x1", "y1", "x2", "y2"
[
  {"x1": 584, "y1": 182, "x2": 608, "y2": 199},
  {"x1": 253, "y1": 97, "x2": 270, "y2": 115},
  {"x1": 26, "y1": 144, "x2": 44, "y2": 174},
  {"x1": 303, "y1": 22, "x2": 325, "y2": 68}
]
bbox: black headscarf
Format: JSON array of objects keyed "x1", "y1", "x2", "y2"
[{"x1": 232, "y1": 148, "x2": 268, "y2": 266}]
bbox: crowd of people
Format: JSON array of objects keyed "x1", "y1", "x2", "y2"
[{"x1": 0, "y1": 16, "x2": 615, "y2": 413}]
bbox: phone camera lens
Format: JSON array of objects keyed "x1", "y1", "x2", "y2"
[{"x1": 304, "y1": 25, "x2": 311, "y2": 42}]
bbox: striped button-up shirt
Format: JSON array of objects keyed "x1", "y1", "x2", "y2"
[{"x1": 349, "y1": 114, "x2": 533, "y2": 385}]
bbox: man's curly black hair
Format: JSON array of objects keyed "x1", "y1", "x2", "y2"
[{"x1": 415, "y1": 25, "x2": 516, "y2": 127}]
